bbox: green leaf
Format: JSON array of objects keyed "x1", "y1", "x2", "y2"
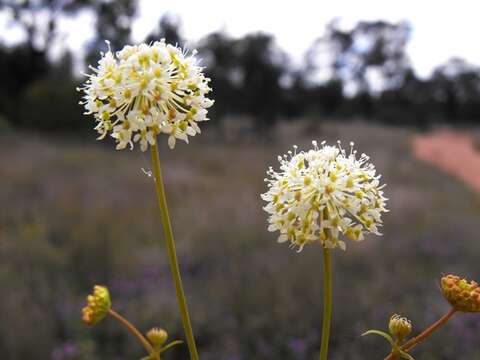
[
  {"x1": 159, "y1": 340, "x2": 184, "y2": 354},
  {"x1": 362, "y1": 329, "x2": 395, "y2": 347}
]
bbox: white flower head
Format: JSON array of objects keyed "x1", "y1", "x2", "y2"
[
  {"x1": 78, "y1": 40, "x2": 214, "y2": 151},
  {"x1": 261, "y1": 141, "x2": 388, "y2": 251}
]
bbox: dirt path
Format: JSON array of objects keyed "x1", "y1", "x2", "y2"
[{"x1": 412, "y1": 129, "x2": 480, "y2": 192}]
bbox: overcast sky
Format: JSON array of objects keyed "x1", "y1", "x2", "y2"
[{"x1": 3, "y1": 0, "x2": 480, "y2": 78}]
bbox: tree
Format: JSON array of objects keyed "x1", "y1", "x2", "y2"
[
  {"x1": 307, "y1": 20, "x2": 412, "y2": 95},
  {"x1": 146, "y1": 14, "x2": 183, "y2": 45},
  {"x1": 236, "y1": 33, "x2": 287, "y2": 132},
  {"x1": 198, "y1": 31, "x2": 240, "y2": 128},
  {"x1": 85, "y1": 0, "x2": 137, "y2": 64},
  {"x1": 0, "y1": 0, "x2": 138, "y2": 127},
  {"x1": 431, "y1": 58, "x2": 480, "y2": 123}
]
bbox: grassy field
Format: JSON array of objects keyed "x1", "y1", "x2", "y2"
[{"x1": 1, "y1": 120, "x2": 480, "y2": 359}]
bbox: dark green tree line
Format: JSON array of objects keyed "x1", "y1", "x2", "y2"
[{"x1": 1, "y1": 4, "x2": 480, "y2": 131}]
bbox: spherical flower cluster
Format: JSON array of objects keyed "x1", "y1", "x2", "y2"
[
  {"x1": 78, "y1": 40, "x2": 214, "y2": 151},
  {"x1": 261, "y1": 141, "x2": 388, "y2": 251},
  {"x1": 389, "y1": 314, "x2": 412, "y2": 341},
  {"x1": 441, "y1": 274, "x2": 480, "y2": 312},
  {"x1": 82, "y1": 285, "x2": 111, "y2": 325}
]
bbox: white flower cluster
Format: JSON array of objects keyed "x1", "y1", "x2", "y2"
[
  {"x1": 261, "y1": 141, "x2": 388, "y2": 251},
  {"x1": 78, "y1": 40, "x2": 214, "y2": 151}
]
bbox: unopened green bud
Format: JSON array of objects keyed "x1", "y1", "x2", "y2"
[
  {"x1": 146, "y1": 327, "x2": 168, "y2": 348},
  {"x1": 82, "y1": 285, "x2": 111, "y2": 325}
]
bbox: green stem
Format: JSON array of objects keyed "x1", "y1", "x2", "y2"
[
  {"x1": 150, "y1": 142, "x2": 199, "y2": 360},
  {"x1": 320, "y1": 248, "x2": 333, "y2": 360}
]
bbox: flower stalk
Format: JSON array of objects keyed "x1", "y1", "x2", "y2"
[
  {"x1": 363, "y1": 314, "x2": 413, "y2": 360},
  {"x1": 319, "y1": 247, "x2": 333, "y2": 360},
  {"x1": 262, "y1": 141, "x2": 387, "y2": 359},
  {"x1": 384, "y1": 308, "x2": 456, "y2": 360},
  {"x1": 150, "y1": 141, "x2": 199, "y2": 360},
  {"x1": 108, "y1": 308, "x2": 158, "y2": 359}
]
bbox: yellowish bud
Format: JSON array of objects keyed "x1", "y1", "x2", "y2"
[
  {"x1": 294, "y1": 191, "x2": 302, "y2": 201},
  {"x1": 441, "y1": 274, "x2": 480, "y2": 312},
  {"x1": 101, "y1": 111, "x2": 110, "y2": 121},
  {"x1": 146, "y1": 327, "x2": 168, "y2": 348},
  {"x1": 388, "y1": 314, "x2": 412, "y2": 341},
  {"x1": 81, "y1": 285, "x2": 111, "y2": 325}
]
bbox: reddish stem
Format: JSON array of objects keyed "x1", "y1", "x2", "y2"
[{"x1": 108, "y1": 309, "x2": 159, "y2": 360}]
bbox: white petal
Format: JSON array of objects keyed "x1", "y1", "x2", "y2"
[{"x1": 168, "y1": 135, "x2": 176, "y2": 149}]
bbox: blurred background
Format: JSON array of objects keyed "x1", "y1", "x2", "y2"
[{"x1": 1, "y1": 1, "x2": 480, "y2": 359}]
